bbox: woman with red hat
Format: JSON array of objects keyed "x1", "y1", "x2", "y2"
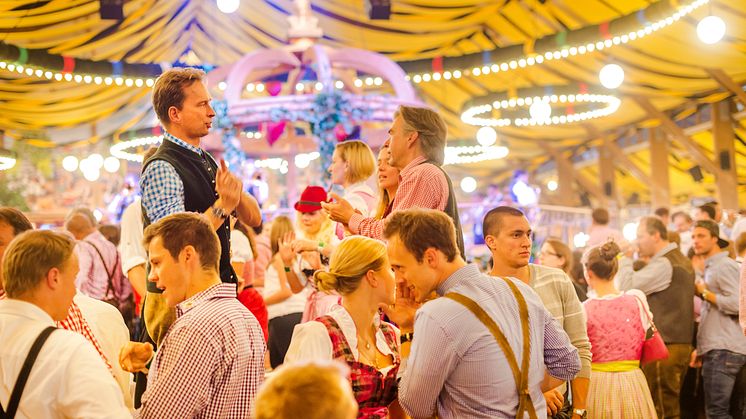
[{"x1": 288, "y1": 186, "x2": 342, "y2": 322}]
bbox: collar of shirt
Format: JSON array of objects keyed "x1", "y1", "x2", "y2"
[
  {"x1": 326, "y1": 304, "x2": 396, "y2": 360},
  {"x1": 0, "y1": 299, "x2": 55, "y2": 326},
  {"x1": 705, "y1": 251, "x2": 729, "y2": 269},
  {"x1": 652, "y1": 242, "x2": 678, "y2": 260},
  {"x1": 398, "y1": 155, "x2": 429, "y2": 181},
  {"x1": 83, "y1": 229, "x2": 106, "y2": 243},
  {"x1": 176, "y1": 283, "x2": 236, "y2": 317},
  {"x1": 163, "y1": 130, "x2": 203, "y2": 156},
  {"x1": 436, "y1": 264, "x2": 480, "y2": 296}
]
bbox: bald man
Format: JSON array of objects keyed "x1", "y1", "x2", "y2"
[{"x1": 64, "y1": 210, "x2": 122, "y2": 301}]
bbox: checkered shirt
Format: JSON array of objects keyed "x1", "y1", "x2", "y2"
[
  {"x1": 316, "y1": 315, "x2": 400, "y2": 418},
  {"x1": 137, "y1": 283, "x2": 266, "y2": 418},
  {"x1": 348, "y1": 155, "x2": 448, "y2": 239},
  {"x1": 140, "y1": 131, "x2": 204, "y2": 223}
]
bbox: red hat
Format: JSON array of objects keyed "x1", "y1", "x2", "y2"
[{"x1": 294, "y1": 186, "x2": 328, "y2": 213}]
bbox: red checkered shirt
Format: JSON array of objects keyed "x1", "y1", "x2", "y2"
[
  {"x1": 137, "y1": 283, "x2": 266, "y2": 418},
  {"x1": 349, "y1": 155, "x2": 448, "y2": 239},
  {"x1": 0, "y1": 291, "x2": 112, "y2": 371}
]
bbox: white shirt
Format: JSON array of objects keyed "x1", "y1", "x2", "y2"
[
  {"x1": 730, "y1": 216, "x2": 746, "y2": 242},
  {"x1": 230, "y1": 230, "x2": 253, "y2": 263},
  {"x1": 0, "y1": 299, "x2": 130, "y2": 419},
  {"x1": 262, "y1": 265, "x2": 306, "y2": 319},
  {"x1": 285, "y1": 304, "x2": 400, "y2": 375},
  {"x1": 119, "y1": 198, "x2": 146, "y2": 275},
  {"x1": 75, "y1": 293, "x2": 134, "y2": 410},
  {"x1": 343, "y1": 182, "x2": 376, "y2": 218}
]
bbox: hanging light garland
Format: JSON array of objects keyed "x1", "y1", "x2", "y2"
[
  {"x1": 403, "y1": 0, "x2": 708, "y2": 84},
  {"x1": 444, "y1": 144, "x2": 510, "y2": 165},
  {"x1": 461, "y1": 85, "x2": 621, "y2": 127}
]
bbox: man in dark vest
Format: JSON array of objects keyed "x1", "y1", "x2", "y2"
[
  {"x1": 617, "y1": 216, "x2": 695, "y2": 419},
  {"x1": 136, "y1": 67, "x2": 261, "y2": 405},
  {"x1": 322, "y1": 105, "x2": 465, "y2": 260}
]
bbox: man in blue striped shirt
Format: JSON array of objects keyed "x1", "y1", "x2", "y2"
[{"x1": 384, "y1": 209, "x2": 580, "y2": 418}]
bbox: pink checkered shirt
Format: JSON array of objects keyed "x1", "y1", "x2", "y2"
[
  {"x1": 137, "y1": 283, "x2": 265, "y2": 418},
  {"x1": 349, "y1": 155, "x2": 448, "y2": 239},
  {"x1": 74, "y1": 230, "x2": 119, "y2": 300}
]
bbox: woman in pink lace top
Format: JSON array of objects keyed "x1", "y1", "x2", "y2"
[{"x1": 582, "y1": 242, "x2": 658, "y2": 419}]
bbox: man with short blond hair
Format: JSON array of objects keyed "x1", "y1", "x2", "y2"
[
  {"x1": 123, "y1": 212, "x2": 265, "y2": 418},
  {"x1": 323, "y1": 105, "x2": 465, "y2": 258},
  {"x1": 0, "y1": 230, "x2": 129, "y2": 418}
]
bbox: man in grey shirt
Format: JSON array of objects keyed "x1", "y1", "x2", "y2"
[
  {"x1": 690, "y1": 220, "x2": 746, "y2": 418},
  {"x1": 384, "y1": 209, "x2": 580, "y2": 419},
  {"x1": 483, "y1": 206, "x2": 591, "y2": 419},
  {"x1": 616, "y1": 216, "x2": 695, "y2": 419}
]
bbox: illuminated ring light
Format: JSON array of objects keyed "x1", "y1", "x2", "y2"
[
  {"x1": 444, "y1": 145, "x2": 509, "y2": 165},
  {"x1": 405, "y1": 0, "x2": 708, "y2": 84},
  {"x1": 0, "y1": 154, "x2": 16, "y2": 170},
  {"x1": 0, "y1": 61, "x2": 155, "y2": 87},
  {"x1": 461, "y1": 88, "x2": 621, "y2": 127},
  {"x1": 110, "y1": 135, "x2": 163, "y2": 162}
]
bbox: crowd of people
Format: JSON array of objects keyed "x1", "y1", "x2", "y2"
[{"x1": 1, "y1": 67, "x2": 745, "y2": 419}]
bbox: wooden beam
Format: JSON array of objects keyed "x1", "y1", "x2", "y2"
[
  {"x1": 648, "y1": 127, "x2": 671, "y2": 209},
  {"x1": 539, "y1": 141, "x2": 605, "y2": 203},
  {"x1": 632, "y1": 96, "x2": 722, "y2": 177},
  {"x1": 712, "y1": 99, "x2": 739, "y2": 209},
  {"x1": 597, "y1": 143, "x2": 617, "y2": 208},
  {"x1": 706, "y1": 69, "x2": 746, "y2": 108}
]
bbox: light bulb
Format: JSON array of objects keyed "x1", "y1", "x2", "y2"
[
  {"x1": 87, "y1": 153, "x2": 104, "y2": 169},
  {"x1": 83, "y1": 168, "x2": 100, "y2": 182},
  {"x1": 599, "y1": 63, "x2": 624, "y2": 89},
  {"x1": 623, "y1": 222, "x2": 639, "y2": 242},
  {"x1": 529, "y1": 100, "x2": 552, "y2": 121},
  {"x1": 103, "y1": 156, "x2": 121, "y2": 173},
  {"x1": 216, "y1": 0, "x2": 240, "y2": 14},
  {"x1": 547, "y1": 180, "x2": 558, "y2": 191},
  {"x1": 62, "y1": 156, "x2": 79, "y2": 172},
  {"x1": 697, "y1": 15, "x2": 726, "y2": 44},
  {"x1": 460, "y1": 177, "x2": 477, "y2": 193},
  {"x1": 476, "y1": 127, "x2": 497, "y2": 146}
]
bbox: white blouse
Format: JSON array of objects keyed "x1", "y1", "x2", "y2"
[{"x1": 285, "y1": 304, "x2": 400, "y2": 375}]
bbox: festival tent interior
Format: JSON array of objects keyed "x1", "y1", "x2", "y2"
[{"x1": 1, "y1": 0, "x2": 745, "y2": 253}]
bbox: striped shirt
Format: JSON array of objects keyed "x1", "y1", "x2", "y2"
[
  {"x1": 140, "y1": 131, "x2": 205, "y2": 223},
  {"x1": 528, "y1": 264, "x2": 592, "y2": 379},
  {"x1": 348, "y1": 155, "x2": 448, "y2": 239},
  {"x1": 137, "y1": 283, "x2": 266, "y2": 418},
  {"x1": 741, "y1": 261, "x2": 746, "y2": 335},
  {"x1": 399, "y1": 264, "x2": 580, "y2": 419}
]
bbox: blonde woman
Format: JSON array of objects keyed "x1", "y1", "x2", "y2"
[
  {"x1": 328, "y1": 141, "x2": 377, "y2": 225},
  {"x1": 285, "y1": 236, "x2": 401, "y2": 419},
  {"x1": 264, "y1": 216, "x2": 307, "y2": 368},
  {"x1": 289, "y1": 186, "x2": 342, "y2": 322},
  {"x1": 373, "y1": 145, "x2": 400, "y2": 220}
]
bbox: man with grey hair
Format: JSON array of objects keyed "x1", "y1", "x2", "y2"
[{"x1": 323, "y1": 105, "x2": 465, "y2": 258}]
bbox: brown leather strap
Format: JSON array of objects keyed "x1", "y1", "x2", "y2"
[{"x1": 445, "y1": 279, "x2": 537, "y2": 419}]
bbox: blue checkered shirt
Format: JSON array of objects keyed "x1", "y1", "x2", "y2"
[{"x1": 140, "y1": 131, "x2": 205, "y2": 223}]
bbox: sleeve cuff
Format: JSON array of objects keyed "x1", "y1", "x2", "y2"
[
  {"x1": 122, "y1": 256, "x2": 147, "y2": 276},
  {"x1": 349, "y1": 213, "x2": 364, "y2": 234}
]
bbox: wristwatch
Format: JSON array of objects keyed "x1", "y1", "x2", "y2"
[
  {"x1": 573, "y1": 408, "x2": 587, "y2": 419},
  {"x1": 701, "y1": 289, "x2": 710, "y2": 302},
  {"x1": 211, "y1": 205, "x2": 228, "y2": 219}
]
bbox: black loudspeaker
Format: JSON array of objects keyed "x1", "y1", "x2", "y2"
[
  {"x1": 628, "y1": 192, "x2": 640, "y2": 205},
  {"x1": 100, "y1": 0, "x2": 124, "y2": 20},
  {"x1": 367, "y1": 0, "x2": 391, "y2": 19},
  {"x1": 580, "y1": 193, "x2": 591, "y2": 207},
  {"x1": 604, "y1": 181, "x2": 613, "y2": 197},
  {"x1": 689, "y1": 165, "x2": 704, "y2": 182},
  {"x1": 719, "y1": 151, "x2": 731, "y2": 171}
]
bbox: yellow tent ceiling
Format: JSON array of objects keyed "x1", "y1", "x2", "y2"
[{"x1": 1, "y1": 0, "x2": 745, "y2": 204}]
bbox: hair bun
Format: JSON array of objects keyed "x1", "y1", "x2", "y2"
[
  {"x1": 598, "y1": 241, "x2": 621, "y2": 261},
  {"x1": 313, "y1": 270, "x2": 338, "y2": 293}
]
